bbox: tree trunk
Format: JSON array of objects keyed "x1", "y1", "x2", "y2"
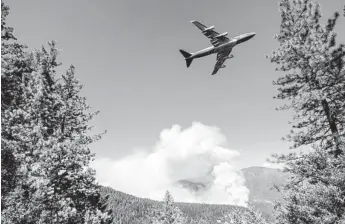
[{"x1": 321, "y1": 99, "x2": 342, "y2": 157}]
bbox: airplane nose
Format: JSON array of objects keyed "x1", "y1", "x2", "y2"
[
  {"x1": 247, "y1": 33, "x2": 256, "y2": 39},
  {"x1": 236, "y1": 32, "x2": 256, "y2": 44}
]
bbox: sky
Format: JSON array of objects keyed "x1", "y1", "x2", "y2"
[{"x1": 6, "y1": 0, "x2": 345, "y2": 204}]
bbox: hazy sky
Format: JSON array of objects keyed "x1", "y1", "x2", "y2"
[{"x1": 6, "y1": 0, "x2": 345, "y2": 202}]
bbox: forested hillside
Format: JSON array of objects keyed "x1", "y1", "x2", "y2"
[
  {"x1": 100, "y1": 186, "x2": 254, "y2": 224},
  {"x1": 99, "y1": 166, "x2": 289, "y2": 224}
]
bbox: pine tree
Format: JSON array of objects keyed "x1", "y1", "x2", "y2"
[
  {"x1": 30, "y1": 45, "x2": 113, "y2": 223},
  {"x1": 147, "y1": 191, "x2": 186, "y2": 224},
  {"x1": 1, "y1": 1, "x2": 42, "y2": 220},
  {"x1": 1, "y1": 1, "x2": 113, "y2": 223},
  {"x1": 268, "y1": 0, "x2": 345, "y2": 154},
  {"x1": 1, "y1": 0, "x2": 25, "y2": 199},
  {"x1": 273, "y1": 147, "x2": 345, "y2": 224},
  {"x1": 267, "y1": 0, "x2": 345, "y2": 223}
]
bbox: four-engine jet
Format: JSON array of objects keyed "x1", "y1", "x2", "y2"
[{"x1": 179, "y1": 20, "x2": 256, "y2": 75}]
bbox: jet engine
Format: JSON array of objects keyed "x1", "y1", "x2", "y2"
[
  {"x1": 202, "y1": 26, "x2": 215, "y2": 33},
  {"x1": 220, "y1": 65, "x2": 226, "y2": 68},
  {"x1": 215, "y1": 32, "x2": 228, "y2": 38},
  {"x1": 225, "y1": 55, "x2": 234, "y2": 60}
]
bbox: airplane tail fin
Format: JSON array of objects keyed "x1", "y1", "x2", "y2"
[{"x1": 179, "y1": 49, "x2": 193, "y2": 68}]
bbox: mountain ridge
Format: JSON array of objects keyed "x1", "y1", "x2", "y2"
[{"x1": 100, "y1": 166, "x2": 290, "y2": 223}]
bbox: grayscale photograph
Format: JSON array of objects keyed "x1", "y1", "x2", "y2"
[{"x1": 1, "y1": 0, "x2": 345, "y2": 223}]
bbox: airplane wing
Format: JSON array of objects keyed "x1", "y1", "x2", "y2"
[
  {"x1": 211, "y1": 50, "x2": 233, "y2": 75},
  {"x1": 191, "y1": 20, "x2": 230, "y2": 47}
]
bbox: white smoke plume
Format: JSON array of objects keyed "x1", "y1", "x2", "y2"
[{"x1": 92, "y1": 122, "x2": 249, "y2": 206}]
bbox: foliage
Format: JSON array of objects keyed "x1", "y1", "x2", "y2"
[
  {"x1": 268, "y1": 0, "x2": 345, "y2": 223},
  {"x1": 217, "y1": 206, "x2": 269, "y2": 224},
  {"x1": 1, "y1": 1, "x2": 113, "y2": 223},
  {"x1": 273, "y1": 147, "x2": 345, "y2": 224},
  {"x1": 100, "y1": 187, "x2": 157, "y2": 224},
  {"x1": 146, "y1": 191, "x2": 187, "y2": 224},
  {"x1": 100, "y1": 187, "x2": 257, "y2": 224},
  {"x1": 268, "y1": 0, "x2": 345, "y2": 154},
  {"x1": 1, "y1": 1, "x2": 28, "y2": 207}
]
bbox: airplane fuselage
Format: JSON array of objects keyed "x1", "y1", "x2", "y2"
[
  {"x1": 191, "y1": 40, "x2": 236, "y2": 59},
  {"x1": 189, "y1": 32, "x2": 255, "y2": 59}
]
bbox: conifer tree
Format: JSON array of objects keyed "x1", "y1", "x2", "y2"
[
  {"x1": 268, "y1": 0, "x2": 345, "y2": 154},
  {"x1": 273, "y1": 147, "x2": 345, "y2": 223},
  {"x1": 1, "y1": 1, "x2": 113, "y2": 223},
  {"x1": 267, "y1": 0, "x2": 345, "y2": 223},
  {"x1": 1, "y1": 0, "x2": 39, "y2": 217},
  {"x1": 30, "y1": 45, "x2": 113, "y2": 223},
  {"x1": 148, "y1": 191, "x2": 186, "y2": 224}
]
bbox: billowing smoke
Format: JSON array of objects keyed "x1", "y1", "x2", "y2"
[{"x1": 92, "y1": 122, "x2": 249, "y2": 206}]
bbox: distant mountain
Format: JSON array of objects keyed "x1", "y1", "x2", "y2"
[
  {"x1": 100, "y1": 166, "x2": 291, "y2": 224},
  {"x1": 242, "y1": 166, "x2": 291, "y2": 222}
]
